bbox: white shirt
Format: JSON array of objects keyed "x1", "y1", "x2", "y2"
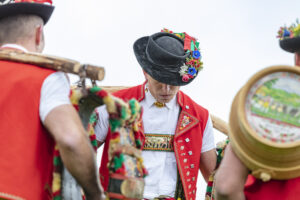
[
  {"x1": 95, "y1": 85, "x2": 215, "y2": 199},
  {"x1": 1, "y1": 44, "x2": 71, "y2": 122},
  {"x1": 39, "y1": 71, "x2": 71, "y2": 122}
]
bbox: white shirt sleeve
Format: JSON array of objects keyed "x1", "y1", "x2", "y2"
[
  {"x1": 201, "y1": 115, "x2": 216, "y2": 153},
  {"x1": 94, "y1": 105, "x2": 109, "y2": 142},
  {"x1": 39, "y1": 72, "x2": 71, "y2": 122}
]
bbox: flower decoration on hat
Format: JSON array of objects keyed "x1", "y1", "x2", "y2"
[
  {"x1": 277, "y1": 19, "x2": 300, "y2": 40},
  {"x1": 162, "y1": 28, "x2": 203, "y2": 83}
]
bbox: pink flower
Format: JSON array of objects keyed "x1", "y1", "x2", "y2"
[{"x1": 182, "y1": 74, "x2": 190, "y2": 82}]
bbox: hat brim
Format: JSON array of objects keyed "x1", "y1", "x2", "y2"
[
  {"x1": 0, "y1": 3, "x2": 54, "y2": 24},
  {"x1": 279, "y1": 37, "x2": 300, "y2": 53},
  {"x1": 133, "y1": 36, "x2": 195, "y2": 86}
]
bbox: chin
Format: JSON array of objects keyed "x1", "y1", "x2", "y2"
[{"x1": 159, "y1": 99, "x2": 171, "y2": 103}]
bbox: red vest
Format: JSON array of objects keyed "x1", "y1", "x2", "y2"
[
  {"x1": 99, "y1": 83, "x2": 209, "y2": 200},
  {"x1": 244, "y1": 175, "x2": 300, "y2": 200},
  {"x1": 0, "y1": 60, "x2": 55, "y2": 200}
]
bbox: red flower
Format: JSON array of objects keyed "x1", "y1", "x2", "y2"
[{"x1": 182, "y1": 74, "x2": 190, "y2": 82}]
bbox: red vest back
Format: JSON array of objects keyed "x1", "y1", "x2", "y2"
[
  {"x1": 99, "y1": 83, "x2": 209, "y2": 200},
  {"x1": 0, "y1": 60, "x2": 55, "y2": 200},
  {"x1": 244, "y1": 175, "x2": 300, "y2": 200}
]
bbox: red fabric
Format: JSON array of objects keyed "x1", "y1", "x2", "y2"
[
  {"x1": 183, "y1": 33, "x2": 196, "y2": 51},
  {"x1": 244, "y1": 175, "x2": 300, "y2": 200},
  {"x1": 99, "y1": 83, "x2": 209, "y2": 200},
  {"x1": 15, "y1": 0, "x2": 53, "y2": 4},
  {"x1": 0, "y1": 60, "x2": 55, "y2": 200}
]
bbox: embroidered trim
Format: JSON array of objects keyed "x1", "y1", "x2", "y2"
[
  {"x1": 143, "y1": 134, "x2": 174, "y2": 152},
  {"x1": 173, "y1": 110, "x2": 199, "y2": 200},
  {"x1": 175, "y1": 170, "x2": 186, "y2": 200},
  {"x1": 175, "y1": 111, "x2": 199, "y2": 136},
  {"x1": 138, "y1": 82, "x2": 147, "y2": 102},
  {"x1": 180, "y1": 115, "x2": 191, "y2": 130},
  {"x1": 174, "y1": 140, "x2": 189, "y2": 200}
]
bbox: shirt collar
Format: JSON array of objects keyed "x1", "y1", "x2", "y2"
[
  {"x1": 0, "y1": 44, "x2": 28, "y2": 52},
  {"x1": 144, "y1": 84, "x2": 177, "y2": 110}
]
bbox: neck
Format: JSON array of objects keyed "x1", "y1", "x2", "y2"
[
  {"x1": 14, "y1": 38, "x2": 40, "y2": 53},
  {"x1": 295, "y1": 52, "x2": 300, "y2": 67}
]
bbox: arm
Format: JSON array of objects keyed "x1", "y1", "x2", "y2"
[
  {"x1": 44, "y1": 105, "x2": 105, "y2": 200},
  {"x1": 214, "y1": 144, "x2": 249, "y2": 200},
  {"x1": 199, "y1": 149, "x2": 217, "y2": 182},
  {"x1": 295, "y1": 52, "x2": 300, "y2": 66},
  {"x1": 199, "y1": 115, "x2": 217, "y2": 182}
]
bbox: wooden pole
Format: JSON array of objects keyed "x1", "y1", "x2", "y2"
[
  {"x1": 0, "y1": 49, "x2": 105, "y2": 81},
  {"x1": 0, "y1": 49, "x2": 228, "y2": 135},
  {"x1": 210, "y1": 114, "x2": 229, "y2": 135}
]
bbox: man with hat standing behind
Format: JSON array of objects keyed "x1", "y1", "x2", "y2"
[
  {"x1": 95, "y1": 30, "x2": 217, "y2": 200},
  {"x1": 214, "y1": 20, "x2": 300, "y2": 200},
  {"x1": 279, "y1": 19, "x2": 300, "y2": 67},
  {"x1": 0, "y1": 1, "x2": 104, "y2": 200}
]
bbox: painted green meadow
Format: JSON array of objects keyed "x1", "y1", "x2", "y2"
[{"x1": 251, "y1": 78, "x2": 300, "y2": 127}]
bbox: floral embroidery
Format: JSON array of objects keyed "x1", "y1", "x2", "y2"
[{"x1": 180, "y1": 115, "x2": 191, "y2": 130}]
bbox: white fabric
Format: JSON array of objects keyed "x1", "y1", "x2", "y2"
[
  {"x1": 1, "y1": 44, "x2": 29, "y2": 52},
  {"x1": 141, "y1": 89, "x2": 180, "y2": 198},
  {"x1": 39, "y1": 72, "x2": 71, "y2": 122},
  {"x1": 94, "y1": 86, "x2": 215, "y2": 199},
  {"x1": 0, "y1": 44, "x2": 71, "y2": 122}
]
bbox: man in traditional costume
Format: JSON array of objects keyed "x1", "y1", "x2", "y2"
[
  {"x1": 0, "y1": 1, "x2": 104, "y2": 199},
  {"x1": 95, "y1": 30, "x2": 217, "y2": 200},
  {"x1": 214, "y1": 20, "x2": 300, "y2": 200}
]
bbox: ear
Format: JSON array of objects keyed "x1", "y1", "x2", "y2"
[
  {"x1": 142, "y1": 70, "x2": 148, "y2": 80},
  {"x1": 35, "y1": 25, "x2": 43, "y2": 47}
]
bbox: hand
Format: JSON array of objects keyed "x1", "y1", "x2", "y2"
[
  {"x1": 85, "y1": 192, "x2": 106, "y2": 200},
  {"x1": 84, "y1": 187, "x2": 106, "y2": 200}
]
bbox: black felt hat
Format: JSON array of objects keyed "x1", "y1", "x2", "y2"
[
  {"x1": 280, "y1": 37, "x2": 300, "y2": 53},
  {"x1": 134, "y1": 32, "x2": 200, "y2": 86},
  {"x1": 0, "y1": 0, "x2": 54, "y2": 24},
  {"x1": 278, "y1": 21, "x2": 300, "y2": 53}
]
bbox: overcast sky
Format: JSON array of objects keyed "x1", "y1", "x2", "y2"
[{"x1": 44, "y1": 0, "x2": 300, "y2": 198}]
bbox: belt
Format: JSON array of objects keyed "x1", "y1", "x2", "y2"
[{"x1": 143, "y1": 134, "x2": 174, "y2": 152}]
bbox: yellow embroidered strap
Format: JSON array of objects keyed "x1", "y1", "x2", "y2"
[{"x1": 143, "y1": 134, "x2": 174, "y2": 152}]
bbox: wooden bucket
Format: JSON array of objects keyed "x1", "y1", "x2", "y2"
[{"x1": 229, "y1": 65, "x2": 300, "y2": 181}]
